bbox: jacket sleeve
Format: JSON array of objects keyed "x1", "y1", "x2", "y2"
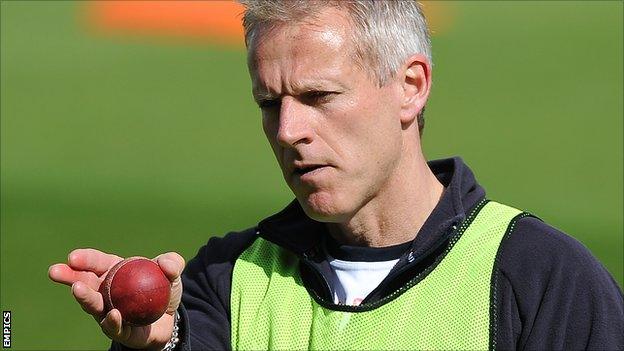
[
  {"x1": 494, "y1": 217, "x2": 623, "y2": 350},
  {"x1": 110, "y1": 228, "x2": 258, "y2": 351}
]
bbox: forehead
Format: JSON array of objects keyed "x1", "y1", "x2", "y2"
[
  {"x1": 247, "y1": 8, "x2": 356, "y2": 94},
  {"x1": 249, "y1": 6, "x2": 353, "y2": 58}
]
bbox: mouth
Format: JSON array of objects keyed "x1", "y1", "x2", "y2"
[
  {"x1": 291, "y1": 161, "x2": 334, "y2": 180},
  {"x1": 293, "y1": 165, "x2": 326, "y2": 176}
]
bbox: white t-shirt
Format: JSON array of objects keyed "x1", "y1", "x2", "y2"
[
  {"x1": 317, "y1": 235, "x2": 411, "y2": 306},
  {"x1": 324, "y1": 255, "x2": 399, "y2": 306}
]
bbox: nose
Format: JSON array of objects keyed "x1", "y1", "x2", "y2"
[{"x1": 276, "y1": 96, "x2": 313, "y2": 147}]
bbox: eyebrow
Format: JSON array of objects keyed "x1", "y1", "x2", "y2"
[
  {"x1": 253, "y1": 80, "x2": 344, "y2": 101},
  {"x1": 253, "y1": 90, "x2": 278, "y2": 102}
]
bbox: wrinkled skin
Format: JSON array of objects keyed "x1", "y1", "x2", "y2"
[{"x1": 249, "y1": 7, "x2": 440, "y2": 246}]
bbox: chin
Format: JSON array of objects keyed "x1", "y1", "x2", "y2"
[{"x1": 297, "y1": 191, "x2": 351, "y2": 223}]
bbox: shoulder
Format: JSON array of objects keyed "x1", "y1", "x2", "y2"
[
  {"x1": 184, "y1": 227, "x2": 259, "y2": 278},
  {"x1": 195, "y1": 228, "x2": 259, "y2": 262},
  {"x1": 498, "y1": 216, "x2": 616, "y2": 287}
]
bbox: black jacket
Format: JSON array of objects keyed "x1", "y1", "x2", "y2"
[{"x1": 113, "y1": 157, "x2": 623, "y2": 350}]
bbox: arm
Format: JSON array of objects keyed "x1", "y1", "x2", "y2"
[
  {"x1": 495, "y1": 217, "x2": 623, "y2": 350},
  {"x1": 164, "y1": 228, "x2": 260, "y2": 350}
]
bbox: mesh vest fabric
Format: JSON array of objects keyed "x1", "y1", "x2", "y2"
[{"x1": 231, "y1": 201, "x2": 523, "y2": 350}]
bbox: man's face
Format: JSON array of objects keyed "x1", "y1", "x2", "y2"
[{"x1": 248, "y1": 8, "x2": 405, "y2": 222}]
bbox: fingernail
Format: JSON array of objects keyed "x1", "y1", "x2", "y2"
[
  {"x1": 103, "y1": 311, "x2": 114, "y2": 327},
  {"x1": 72, "y1": 282, "x2": 84, "y2": 296},
  {"x1": 112, "y1": 310, "x2": 123, "y2": 334},
  {"x1": 160, "y1": 259, "x2": 177, "y2": 273},
  {"x1": 48, "y1": 265, "x2": 59, "y2": 278},
  {"x1": 68, "y1": 250, "x2": 78, "y2": 264}
]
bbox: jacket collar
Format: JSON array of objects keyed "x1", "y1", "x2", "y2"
[{"x1": 257, "y1": 157, "x2": 486, "y2": 258}]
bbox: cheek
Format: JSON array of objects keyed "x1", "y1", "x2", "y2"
[
  {"x1": 361, "y1": 90, "x2": 402, "y2": 146},
  {"x1": 327, "y1": 96, "x2": 403, "y2": 196},
  {"x1": 334, "y1": 94, "x2": 401, "y2": 153}
]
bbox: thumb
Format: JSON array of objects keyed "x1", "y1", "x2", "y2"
[
  {"x1": 154, "y1": 252, "x2": 185, "y2": 283},
  {"x1": 154, "y1": 252, "x2": 184, "y2": 315}
]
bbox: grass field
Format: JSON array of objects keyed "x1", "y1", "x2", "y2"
[{"x1": 1, "y1": 2, "x2": 622, "y2": 349}]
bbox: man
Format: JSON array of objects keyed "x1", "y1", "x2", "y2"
[{"x1": 49, "y1": 1, "x2": 623, "y2": 350}]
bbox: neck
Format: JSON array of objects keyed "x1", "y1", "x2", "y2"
[{"x1": 326, "y1": 148, "x2": 443, "y2": 248}]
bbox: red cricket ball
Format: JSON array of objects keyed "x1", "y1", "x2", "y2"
[{"x1": 99, "y1": 257, "x2": 171, "y2": 326}]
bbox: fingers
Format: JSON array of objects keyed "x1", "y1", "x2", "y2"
[
  {"x1": 68, "y1": 248, "x2": 123, "y2": 276},
  {"x1": 71, "y1": 281, "x2": 105, "y2": 318},
  {"x1": 49, "y1": 248, "x2": 122, "y2": 290},
  {"x1": 48, "y1": 263, "x2": 77, "y2": 285},
  {"x1": 154, "y1": 252, "x2": 185, "y2": 282},
  {"x1": 49, "y1": 263, "x2": 102, "y2": 290},
  {"x1": 100, "y1": 309, "x2": 132, "y2": 341}
]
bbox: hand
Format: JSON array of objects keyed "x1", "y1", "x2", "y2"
[{"x1": 48, "y1": 248, "x2": 185, "y2": 350}]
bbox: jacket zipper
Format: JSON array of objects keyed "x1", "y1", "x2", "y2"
[{"x1": 300, "y1": 253, "x2": 333, "y2": 301}]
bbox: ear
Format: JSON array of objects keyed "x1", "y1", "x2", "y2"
[{"x1": 399, "y1": 54, "x2": 431, "y2": 125}]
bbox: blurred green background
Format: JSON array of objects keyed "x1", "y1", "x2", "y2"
[{"x1": 1, "y1": 1, "x2": 622, "y2": 349}]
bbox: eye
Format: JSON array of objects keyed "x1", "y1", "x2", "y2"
[
  {"x1": 301, "y1": 91, "x2": 337, "y2": 105},
  {"x1": 257, "y1": 98, "x2": 281, "y2": 110}
]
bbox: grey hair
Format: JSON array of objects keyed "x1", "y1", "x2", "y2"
[{"x1": 240, "y1": 0, "x2": 432, "y2": 135}]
